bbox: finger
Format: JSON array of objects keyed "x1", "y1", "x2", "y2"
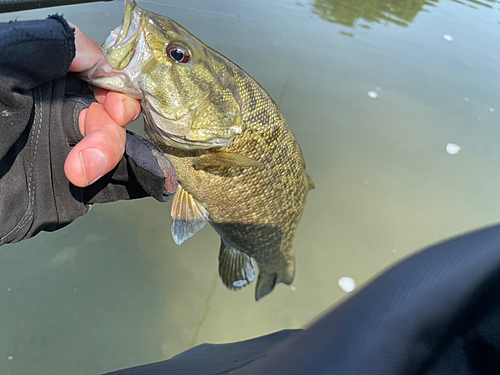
[
  {"x1": 92, "y1": 87, "x2": 110, "y2": 104},
  {"x1": 68, "y1": 22, "x2": 103, "y2": 72},
  {"x1": 65, "y1": 103, "x2": 126, "y2": 187},
  {"x1": 103, "y1": 92, "x2": 141, "y2": 127}
]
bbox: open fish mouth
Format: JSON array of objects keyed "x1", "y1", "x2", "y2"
[
  {"x1": 103, "y1": 0, "x2": 142, "y2": 70},
  {"x1": 80, "y1": 0, "x2": 144, "y2": 98}
]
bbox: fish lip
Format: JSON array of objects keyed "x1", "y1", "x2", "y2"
[{"x1": 80, "y1": 0, "x2": 143, "y2": 90}]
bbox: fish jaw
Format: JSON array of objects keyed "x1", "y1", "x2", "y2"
[{"x1": 80, "y1": 0, "x2": 145, "y2": 98}]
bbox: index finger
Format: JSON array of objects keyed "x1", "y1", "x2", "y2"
[{"x1": 68, "y1": 22, "x2": 103, "y2": 72}]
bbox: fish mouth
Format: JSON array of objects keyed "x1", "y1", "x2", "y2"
[
  {"x1": 103, "y1": 0, "x2": 142, "y2": 70},
  {"x1": 80, "y1": 0, "x2": 144, "y2": 97}
]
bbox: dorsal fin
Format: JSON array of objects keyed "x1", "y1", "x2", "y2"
[
  {"x1": 218, "y1": 241, "x2": 255, "y2": 290},
  {"x1": 171, "y1": 185, "x2": 209, "y2": 245}
]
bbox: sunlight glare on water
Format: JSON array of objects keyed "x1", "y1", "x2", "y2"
[{"x1": 1, "y1": 0, "x2": 500, "y2": 373}]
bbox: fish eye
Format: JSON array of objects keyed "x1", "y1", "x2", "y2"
[{"x1": 166, "y1": 44, "x2": 191, "y2": 63}]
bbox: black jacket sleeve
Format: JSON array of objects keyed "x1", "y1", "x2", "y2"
[
  {"x1": 0, "y1": 16, "x2": 177, "y2": 245},
  {"x1": 0, "y1": 15, "x2": 75, "y2": 159}
]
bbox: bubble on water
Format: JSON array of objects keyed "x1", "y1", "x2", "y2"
[
  {"x1": 392, "y1": 248, "x2": 398, "y2": 253},
  {"x1": 446, "y1": 143, "x2": 461, "y2": 155},
  {"x1": 490, "y1": 108, "x2": 495, "y2": 113},
  {"x1": 73, "y1": 288, "x2": 78, "y2": 292},
  {"x1": 464, "y1": 97, "x2": 469, "y2": 102},
  {"x1": 478, "y1": 117, "x2": 482, "y2": 121},
  {"x1": 367, "y1": 91, "x2": 378, "y2": 98},
  {"x1": 7, "y1": 288, "x2": 11, "y2": 292},
  {"x1": 443, "y1": 34, "x2": 453, "y2": 41},
  {"x1": 338, "y1": 277, "x2": 356, "y2": 293},
  {"x1": 7, "y1": 356, "x2": 13, "y2": 361},
  {"x1": 376, "y1": 87, "x2": 381, "y2": 91},
  {"x1": 290, "y1": 286, "x2": 297, "y2": 291}
]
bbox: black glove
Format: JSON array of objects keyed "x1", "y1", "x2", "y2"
[{"x1": 0, "y1": 15, "x2": 177, "y2": 245}]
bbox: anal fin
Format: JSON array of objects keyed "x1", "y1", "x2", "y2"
[
  {"x1": 218, "y1": 241, "x2": 255, "y2": 291},
  {"x1": 171, "y1": 185, "x2": 209, "y2": 245}
]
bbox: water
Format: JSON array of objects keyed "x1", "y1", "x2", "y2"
[{"x1": 1, "y1": 0, "x2": 500, "y2": 373}]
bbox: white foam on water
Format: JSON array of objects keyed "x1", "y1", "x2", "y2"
[
  {"x1": 446, "y1": 143, "x2": 461, "y2": 155},
  {"x1": 338, "y1": 277, "x2": 356, "y2": 293},
  {"x1": 443, "y1": 34, "x2": 453, "y2": 41},
  {"x1": 367, "y1": 91, "x2": 378, "y2": 98}
]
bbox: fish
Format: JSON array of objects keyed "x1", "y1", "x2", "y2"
[{"x1": 82, "y1": 0, "x2": 314, "y2": 301}]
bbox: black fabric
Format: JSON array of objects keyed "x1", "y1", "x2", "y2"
[
  {"x1": 106, "y1": 330, "x2": 300, "y2": 375},
  {"x1": 239, "y1": 224, "x2": 500, "y2": 375},
  {"x1": 0, "y1": 16, "x2": 177, "y2": 245},
  {"x1": 106, "y1": 224, "x2": 500, "y2": 375},
  {"x1": 0, "y1": 15, "x2": 74, "y2": 163}
]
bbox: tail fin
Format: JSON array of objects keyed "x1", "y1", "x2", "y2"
[
  {"x1": 255, "y1": 273, "x2": 278, "y2": 301},
  {"x1": 255, "y1": 260, "x2": 295, "y2": 301}
]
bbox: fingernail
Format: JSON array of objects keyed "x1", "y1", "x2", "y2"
[
  {"x1": 123, "y1": 99, "x2": 141, "y2": 122},
  {"x1": 79, "y1": 148, "x2": 107, "y2": 185}
]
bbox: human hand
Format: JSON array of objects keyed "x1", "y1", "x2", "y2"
[
  {"x1": 0, "y1": 16, "x2": 177, "y2": 245},
  {"x1": 64, "y1": 23, "x2": 142, "y2": 187}
]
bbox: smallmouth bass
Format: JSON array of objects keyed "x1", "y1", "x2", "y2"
[{"x1": 82, "y1": 0, "x2": 314, "y2": 300}]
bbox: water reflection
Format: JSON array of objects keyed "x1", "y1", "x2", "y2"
[
  {"x1": 311, "y1": 0, "x2": 437, "y2": 28},
  {"x1": 311, "y1": 0, "x2": 499, "y2": 29}
]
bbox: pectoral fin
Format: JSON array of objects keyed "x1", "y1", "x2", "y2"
[
  {"x1": 195, "y1": 151, "x2": 263, "y2": 170},
  {"x1": 171, "y1": 185, "x2": 209, "y2": 245},
  {"x1": 218, "y1": 241, "x2": 255, "y2": 291}
]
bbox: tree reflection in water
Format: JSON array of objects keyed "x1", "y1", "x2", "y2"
[{"x1": 311, "y1": 0, "x2": 498, "y2": 30}]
